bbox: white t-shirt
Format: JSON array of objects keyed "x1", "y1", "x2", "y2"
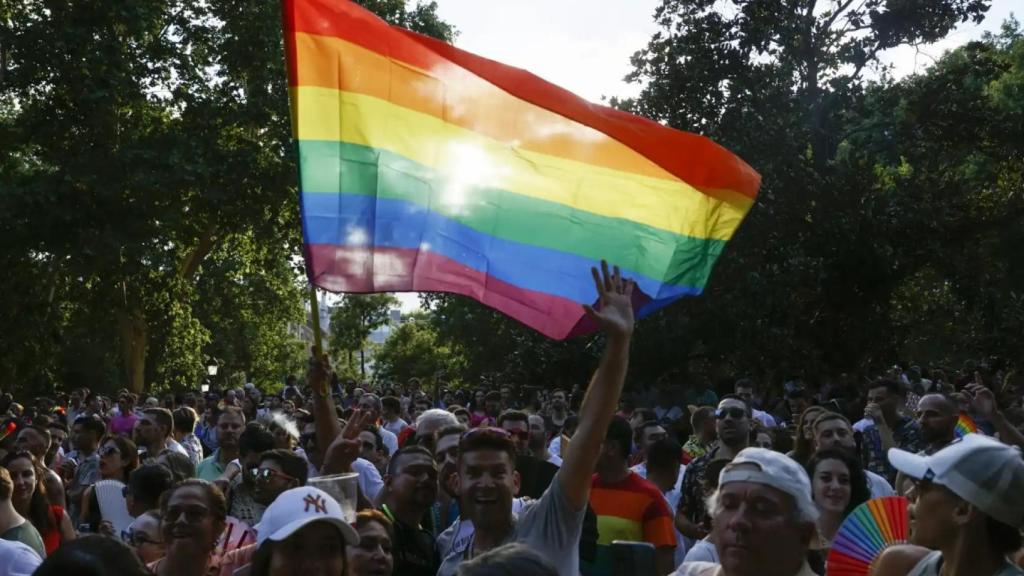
[
  {"x1": 0, "y1": 539, "x2": 41, "y2": 576},
  {"x1": 682, "y1": 537, "x2": 718, "y2": 564},
  {"x1": 383, "y1": 418, "x2": 408, "y2": 437},
  {"x1": 656, "y1": 405, "x2": 685, "y2": 422},
  {"x1": 867, "y1": 470, "x2": 896, "y2": 498},
  {"x1": 379, "y1": 427, "x2": 399, "y2": 456},
  {"x1": 753, "y1": 408, "x2": 777, "y2": 428}
]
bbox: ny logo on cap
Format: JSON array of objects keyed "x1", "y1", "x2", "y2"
[{"x1": 303, "y1": 493, "x2": 327, "y2": 514}]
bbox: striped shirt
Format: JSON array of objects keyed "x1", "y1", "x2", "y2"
[{"x1": 582, "y1": 471, "x2": 676, "y2": 576}]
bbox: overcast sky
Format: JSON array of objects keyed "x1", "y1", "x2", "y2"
[{"x1": 389, "y1": 0, "x2": 1017, "y2": 312}]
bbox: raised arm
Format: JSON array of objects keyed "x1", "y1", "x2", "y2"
[
  {"x1": 558, "y1": 261, "x2": 634, "y2": 511},
  {"x1": 965, "y1": 383, "x2": 1024, "y2": 450},
  {"x1": 309, "y1": 354, "x2": 343, "y2": 466}
]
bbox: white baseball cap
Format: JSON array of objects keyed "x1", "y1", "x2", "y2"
[
  {"x1": 718, "y1": 447, "x2": 826, "y2": 549},
  {"x1": 888, "y1": 433, "x2": 1024, "y2": 528},
  {"x1": 256, "y1": 486, "x2": 359, "y2": 547}
]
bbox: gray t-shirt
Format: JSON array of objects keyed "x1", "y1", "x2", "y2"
[
  {"x1": 437, "y1": 475, "x2": 584, "y2": 576},
  {"x1": 1, "y1": 521, "x2": 45, "y2": 559}
]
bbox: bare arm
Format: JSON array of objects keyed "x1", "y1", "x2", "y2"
[
  {"x1": 965, "y1": 383, "x2": 1024, "y2": 450},
  {"x1": 558, "y1": 261, "x2": 634, "y2": 512},
  {"x1": 59, "y1": 510, "x2": 76, "y2": 541},
  {"x1": 45, "y1": 471, "x2": 66, "y2": 508},
  {"x1": 309, "y1": 355, "x2": 343, "y2": 467}
]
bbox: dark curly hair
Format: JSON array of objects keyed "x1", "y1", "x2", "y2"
[{"x1": 805, "y1": 448, "x2": 871, "y2": 517}]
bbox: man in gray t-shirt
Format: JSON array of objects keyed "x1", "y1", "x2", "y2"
[
  {"x1": 438, "y1": 475, "x2": 582, "y2": 576},
  {"x1": 436, "y1": 261, "x2": 636, "y2": 576}
]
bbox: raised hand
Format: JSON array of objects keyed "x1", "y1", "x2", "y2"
[
  {"x1": 964, "y1": 383, "x2": 997, "y2": 418},
  {"x1": 308, "y1": 353, "x2": 332, "y2": 396},
  {"x1": 322, "y1": 408, "x2": 376, "y2": 474},
  {"x1": 583, "y1": 260, "x2": 635, "y2": 339}
]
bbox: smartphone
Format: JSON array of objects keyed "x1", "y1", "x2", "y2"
[{"x1": 610, "y1": 540, "x2": 656, "y2": 576}]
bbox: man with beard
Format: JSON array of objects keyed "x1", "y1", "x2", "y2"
[
  {"x1": 861, "y1": 378, "x2": 922, "y2": 484},
  {"x1": 915, "y1": 394, "x2": 957, "y2": 455},
  {"x1": 528, "y1": 414, "x2": 561, "y2": 466},
  {"x1": 133, "y1": 408, "x2": 188, "y2": 465},
  {"x1": 546, "y1": 389, "x2": 571, "y2": 433},
  {"x1": 676, "y1": 395, "x2": 750, "y2": 541},
  {"x1": 197, "y1": 406, "x2": 245, "y2": 482},
  {"x1": 499, "y1": 410, "x2": 558, "y2": 499},
  {"x1": 811, "y1": 412, "x2": 896, "y2": 498},
  {"x1": 437, "y1": 261, "x2": 635, "y2": 576},
  {"x1": 378, "y1": 445, "x2": 440, "y2": 575}
]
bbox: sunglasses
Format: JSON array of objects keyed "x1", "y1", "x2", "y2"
[
  {"x1": 98, "y1": 445, "x2": 120, "y2": 458},
  {"x1": 122, "y1": 529, "x2": 162, "y2": 547},
  {"x1": 251, "y1": 467, "x2": 299, "y2": 484},
  {"x1": 715, "y1": 407, "x2": 747, "y2": 420},
  {"x1": 164, "y1": 504, "x2": 211, "y2": 524},
  {"x1": 299, "y1": 432, "x2": 316, "y2": 446}
]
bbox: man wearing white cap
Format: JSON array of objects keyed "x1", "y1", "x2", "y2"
[
  {"x1": 873, "y1": 434, "x2": 1024, "y2": 576},
  {"x1": 247, "y1": 486, "x2": 359, "y2": 576},
  {"x1": 673, "y1": 447, "x2": 824, "y2": 576}
]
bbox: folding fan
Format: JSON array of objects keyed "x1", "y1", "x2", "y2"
[{"x1": 826, "y1": 496, "x2": 910, "y2": 576}]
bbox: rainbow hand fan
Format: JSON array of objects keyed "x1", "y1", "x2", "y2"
[
  {"x1": 826, "y1": 496, "x2": 909, "y2": 576},
  {"x1": 954, "y1": 412, "x2": 978, "y2": 438}
]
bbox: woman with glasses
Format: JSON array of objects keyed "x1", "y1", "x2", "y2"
[
  {"x1": 348, "y1": 509, "x2": 394, "y2": 576},
  {"x1": 124, "y1": 509, "x2": 165, "y2": 564},
  {"x1": 1, "y1": 451, "x2": 75, "y2": 555},
  {"x1": 150, "y1": 479, "x2": 227, "y2": 576},
  {"x1": 79, "y1": 435, "x2": 138, "y2": 533}
]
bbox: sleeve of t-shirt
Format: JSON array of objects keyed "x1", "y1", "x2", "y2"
[
  {"x1": 518, "y1": 473, "x2": 586, "y2": 555},
  {"x1": 642, "y1": 494, "x2": 678, "y2": 548},
  {"x1": 352, "y1": 458, "x2": 384, "y2": 502}
]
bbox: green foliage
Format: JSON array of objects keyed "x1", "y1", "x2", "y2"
[
  {"x1": 0, "y1": 0, "x2": 454, "y2": 397},
  {"x1": 329, "y1": 293, "x2": 399, "y2": 376},
  {"x1": 373, "y1": 312, "x2": 462, "y2": 385},
  {"x1": 427, "y1": 3, "x2": 1024, "y2": 389}
]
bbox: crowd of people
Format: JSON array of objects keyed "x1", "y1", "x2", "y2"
[{"x1": 0, "y1": 265, "x2": 1023, "y2": 576}]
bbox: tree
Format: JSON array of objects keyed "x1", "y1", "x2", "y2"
[
  {"x1": 373, "y1": 312, "x2": 462, "y2": 386},
  {"x1": 425, "y1": 2, "x2": 1024, "y2": 391},
  {"x1": 0, "y1": 0, "x2": 455, "y2": 396},
  {"x1": 329, "y1": 293, "x2": 399, "y2": 377}
]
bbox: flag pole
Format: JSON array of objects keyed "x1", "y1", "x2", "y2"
[{"x1": 309, "y1": 283, "x2": 323, "y2": 358}]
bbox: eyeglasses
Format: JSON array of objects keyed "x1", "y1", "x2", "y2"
[
  {"x1": 251, "y1": 467, "x2": 299, "y2": 484},
  {"x1": 98, "y1": 445, "x2": 120, "y2": 458},
  {"x1": 122, "y1": 529, "x2": 163, "y2": 547},
  {"x1": 715, "y1": 407, "x2": 747, "y2": 420}
]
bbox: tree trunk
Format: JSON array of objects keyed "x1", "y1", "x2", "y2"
[
  {"x1": 118, "y1": 306, "x2": 147, "y2": 394},
  {"x1": 359, "y1": 348, "x2": 366, "y2": 378}
]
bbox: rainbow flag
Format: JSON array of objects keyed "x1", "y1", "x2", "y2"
[
  {"x1": 955, "y1": 412, "x2": 978, "y2": 438},
  {"x1": 282, "y1": 0, "x2": 761, "y2": 339}
]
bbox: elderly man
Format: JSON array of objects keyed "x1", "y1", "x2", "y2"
[{"x1": 673, "y1": 448, "x2": 823, "y2": 576}]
